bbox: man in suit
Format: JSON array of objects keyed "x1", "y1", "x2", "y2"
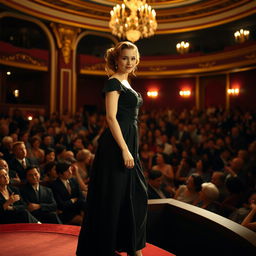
[
  {"x1": 21, "y1": 166, "x2": 61, "y2": 224},
  {"x1": 147, "y1": 170, "x2": 173, "y2": 199},
  {"x1": 8, "y1": 141, "x2": 32, "y2": 182},
  {"x1": 51, "y1": 161, "x2": 86, "y2": 225}
]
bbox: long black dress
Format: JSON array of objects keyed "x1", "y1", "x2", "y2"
[{"x1": 76, "y1": 78, "x2": 148, "y2": 256}]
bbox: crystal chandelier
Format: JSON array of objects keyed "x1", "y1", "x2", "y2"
[{"x1": 109, "y1": 0, "x2": 157, "y2": 43}]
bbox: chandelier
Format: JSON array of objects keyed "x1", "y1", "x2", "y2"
[
  {"x1": 176, "y1": 41, "x2": 190, "y2": 54},
  {"x1": 234, "y1": 29, "x2": 250, "y2": 43},
  {"x1": 109, "y1": 0, "x2": 157, "y2": 43}
]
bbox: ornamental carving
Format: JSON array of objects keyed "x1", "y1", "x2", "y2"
[
  {"x1": 148, "y1": 66, "x2": 167, "y2": 71},
  {"x1": 51, "y1": 23, "x2": 81, "y2": 64},
  {"x1": 198, "y1": 62, "x2": 216, "y2": 68},
  {"x1": 0, "y1": 53, "x2": 46, "y2": 66},
  {"x1": 82, "y1": 63, "x2": 105, "y2": 71}
]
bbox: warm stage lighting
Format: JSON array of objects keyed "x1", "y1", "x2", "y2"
[
  {"x1": 228, "y1": 88, "x2": 239, "y2": 95},
  {"x1": 147, "y1": 91, "x2": 158, "y2": 98},
  {"x1": 179, "y1": 90, "x2": 191, "y2": 97}
]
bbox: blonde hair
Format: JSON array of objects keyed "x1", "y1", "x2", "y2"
[
  {"x1": 76, "y1": 149, "x2": 91, "y2": 162},
  {"x1": 105, "y1": 41, "x2": 140, "y2": 76},
  {"x1": 202, "y1": 182, "x2": 219, "y2": 201}
]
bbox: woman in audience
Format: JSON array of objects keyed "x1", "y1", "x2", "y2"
[
  {"x1": 27, "y1": 136, "x2": 45, "y2": 165},
  {"x1": 175, "y1": 173, "x2": 203, "y2": 204},
  {"x1": 0, "y1": 167, "x2": 39, "y2": 223},
  {"x1": 153, "y1": 152, "x2": 174, "y2": 189}
]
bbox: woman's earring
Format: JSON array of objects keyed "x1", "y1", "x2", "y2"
[{"x1": 115, "y1": 64, "x2": 118, "y2": 70}]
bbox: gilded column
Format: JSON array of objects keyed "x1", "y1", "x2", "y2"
[{"x1": 51, "y1": 23, "x2": 81, "y2": 115}]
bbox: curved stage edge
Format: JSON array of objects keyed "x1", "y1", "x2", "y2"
[{"x1": 0, "y1": 223, "x2": 175, "y2": 256}]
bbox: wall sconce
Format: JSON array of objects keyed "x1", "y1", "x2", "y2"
[
  {"x1": 13, "y1": 89, "x2": 19, "y2": 98},
  {"x1": 179, "y1": 90, "x2": 191, "y2": 97},
  {"x1": 147, "y1": 90, "x2": 158, "y2": 98},
  {"x1": 27, "y1": 115, "x2": 33, "y2": 121},
  {"x1": 234, "y1": 29, "x2": 250, "y2": 43},
  {"x1": 7, "y1": 71, "x2": 11, "y2": 75},
  {"x1": 176, "y1": 41, "x2": 190, "y2": 54},
  {"x1": 228, "y1": 88, "x2": 239, "y2": 96}
]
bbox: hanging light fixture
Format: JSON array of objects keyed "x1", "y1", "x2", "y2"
[
  {"x1": 176, "y1": 41, "x2": 190, "y2": 54},
  {"x1": 234, "y1": 29, "x2": 250, "y2": 43},
  {"x1": 109, "y1": 0, "x2": 157, "y2": 43}
]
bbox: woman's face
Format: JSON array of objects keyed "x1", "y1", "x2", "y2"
[
  {"x1": 46, "y1": 152, "x2": 55, "y2": 162},
  {"x1": 117, "y1": 48, "x2": 137, "y2": 74},
  {"x1": 0, "y1": 169, "x2": 9, "y2": 186}
]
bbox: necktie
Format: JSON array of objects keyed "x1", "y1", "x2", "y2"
[
  {"x1": 66, "y1": 180, "x2": 71, "y2": 194},
  {"x1": 22, "y1": 159, "x2": 26, "y2": 169}
]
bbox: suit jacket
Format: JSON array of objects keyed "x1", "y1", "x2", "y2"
[
  {"x1": 8, "y1": 158, "x2": 32, "y2": 181},
  {"x1": 51, "y1": 177, "x2": 84, "y2": 211},
  {"x1": 20, "y1": 183, "x2": 57, "y2": 213}
]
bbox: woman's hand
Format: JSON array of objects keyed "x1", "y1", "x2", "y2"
[
  {"x1": 7, "y1": 193, "x2": 20, "y2": 205},
  {"x1": 122, "y1": 149, "x2": 134, "y2": 169}
]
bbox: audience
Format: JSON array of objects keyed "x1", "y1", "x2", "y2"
[{"x1": 0, "y1": 106, "x2": 256, "y2": 233}]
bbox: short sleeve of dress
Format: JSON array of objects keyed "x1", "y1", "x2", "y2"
[{"x1": 102, "y1": 78, "x2": 124, "y2": 94}]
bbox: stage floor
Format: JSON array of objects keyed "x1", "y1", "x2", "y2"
[{"x1": 0, "y1": 224, "x2": 175, "y2": 256}]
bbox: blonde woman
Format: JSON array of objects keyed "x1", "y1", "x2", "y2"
[{"x1": 77, "y1": 42, "x2": 147, "y2": 256}]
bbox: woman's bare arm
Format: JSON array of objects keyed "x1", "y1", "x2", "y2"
[{"x1": 105, "y1": 91, "x2": 134, "y2": 169}]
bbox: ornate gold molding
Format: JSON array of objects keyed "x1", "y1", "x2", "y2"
[
  {"x1": 0, "y1": 53, "x2": 47, "y2": 66},
  {"x1": 51, "y1": 23, "x2": 81, "y2": 64}
]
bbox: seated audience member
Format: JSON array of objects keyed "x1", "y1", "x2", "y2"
[
  {"x1": 0, "y1": 167, "x2": 38, "y2": 224},
  {"x1": 27, "y1": 136, "x2": 45, "y2": 165},
  {"x1": 152, "y1": 153, "x2": 174, "y2": 188},
  {"x1": 194, "y1": 182, "x2": 220, "y2": 214},
  {"x1": 51, "y1": 161, "x2": 86, "y2": 225},
  {"x1": 192, "y1": 159, "x2": 212, "y2": 182},
  {"x1": 74, "y1": 149, "x2": 92, "y2": 183},
  {"x1": 225, "y1": 157, "x2": 250, "y2": 189},
  {"x1": 0, "y1": 136, "x2": 14, "y2": 162},
  {"x1": 147, "y1": 170, "x2": 173, "y2": 199},
  {"x1": 9, "y1": 141, "x2": 32, "y2": 182},
  {"x1": 0, "y1": 158, "x2": 20, "y2": 185},
  {"x1": 21, "y1": 166, "x2": 61, "y2": 224},
  {"x1": 41, "y1": 161, "x2": 58, "y2": 187},
  {"x1": 241, "y1": 201, "x2": 256, "y2": 231},
  {"x1": 55, "y1": 145, "x2": 67, "y2": 162},
  {"x1": 220, "y1": 176, "x2": 245, "y2": 217},
  {"x1": 229, "y1": 191, "x2": 256, "y2": 224},
  {"x1": 40, "y1": 134, "x2": 54, "y2": 151},
  {"x1": 211, "y1": 171, "x2": 228, "y2": 202},
  {"x1": 175, "y1": 157, "x2": 195, "y2": 186},
  {"x1": 175, "y1": 174, "x2": 203, "y2": 204}
]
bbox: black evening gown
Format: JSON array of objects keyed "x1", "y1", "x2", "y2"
[{"x1": 76, "y1": 78, "x2": 148, "y2": 256}]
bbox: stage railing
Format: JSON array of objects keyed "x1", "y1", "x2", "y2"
[{"x1": 147, "y1": 199, "x2": 256, "y2": 256}]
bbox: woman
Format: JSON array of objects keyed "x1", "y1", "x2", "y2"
[
  {"x1": 77, "y1": 42, "x2": 147, "y2": 256},
  {"x1": 0, "y1": 167, "x2": 38, "y2": 224},
  {"x1": 175, "y1": 173, "x2": 203, "y2": 204},
  {"x1": 27, "y1": 136, "x2": 45, "y2": 165},
  {"x1": 152, "y1": 153, "x2": 174, "y2": 188}
]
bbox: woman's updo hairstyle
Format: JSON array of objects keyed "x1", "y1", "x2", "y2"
[{"x1": 105, "y1": 41, "x2": 140, "y2": 75}]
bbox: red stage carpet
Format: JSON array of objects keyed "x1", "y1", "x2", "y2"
[{"x1": 0, "y1": 224, "x2": 175, "y2": 256}]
